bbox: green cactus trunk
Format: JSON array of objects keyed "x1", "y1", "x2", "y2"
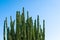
[
  {"x1": 16, "y1": 11, "x2": 21, "y2": 40},
  {"x1": 3, "y1": 20, "x2": 5, "y2": 40},
  {"x1": 37, "y1": 15, "x2": 40, "y2": 40},
  {"x1": 42, "y1": 20, "x2": 45, "y2": 40}
]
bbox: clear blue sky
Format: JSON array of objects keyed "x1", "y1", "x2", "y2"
[{"x1": 0, "y1": 0, "x2": 60, "y2": 40}]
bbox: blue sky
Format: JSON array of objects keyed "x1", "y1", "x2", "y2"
[{"x1": 0, "y1": 0, "x2": 60, "y2": 40}]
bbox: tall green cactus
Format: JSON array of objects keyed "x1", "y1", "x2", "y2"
[
  {"x1": 39, "y1": 25, "x2": 42, "y2": 40},
  {"x1": 7, "y1": 27, "x2": 9, "y2": 40},
  {"x1": 26, "y1": 11, "x2": 29, "y2": 40},
  {"x1": 37, "y1": 15, "x2": 40, "y2": 40},
  {"x1": 29, "y1": 17, "x2": 33, "y2": 40},
  {"x1": 42, "y1": 20, "x2": 45, "y2": 40},
  {"x1": 16, "y1": 11, "x2": 21, "y2": 40},
  {"x1": 22, "y1": 7, "x2": 26, "y2": 40},
  {"x1": 3, "y1": 20, "x2": 5, "y2": 40},
  {"x1": 3, "y1": 7, "x2": 45, "y2": 40},
  {"x1": 10, "y1": 16, "x2": 15, "y2": 40},
  {"x1": 5, "y1": 17, "x2": 8, "y2": 40},
  {"x1": 34, "y1": 20, "x2": 36, "y2": 40},
  {"x1": 21, "y1": 7, "x2": 26, "y2": 40}
]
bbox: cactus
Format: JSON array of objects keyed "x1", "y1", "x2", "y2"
[
  {"x1": 34, "y1": 19, "x2": 36, "y2": 40},
  {"x1": 26, "y1": 11, "x2": 29, "y2": 40},
  {"x1": 5, "y1": 17, "x2": 8, "y2": 40},
  {"x1": 7, "y1": 27, "x2": 9, "y2": 40},
  {"x1": 16, "y1": 11, "x2": 21, "y2": 40},
  {"x1": 39, "y1": 25, "x2": 42, "y2": 40},
  {"x1": 37, "y1": 15, "x2": 40, "y2": 40},
  {"x1": 3, "y1": 7, "x2": 45, "y2": 40},
  {"x1": 10, "y1": 16, "x2": 15, "y2": 40},
  {"x1": 3, "y1": 20, "x2": 5, "y2": 40},
  {"x1": 42, "y1": 20, "x2": 45, "y2": 40}
]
